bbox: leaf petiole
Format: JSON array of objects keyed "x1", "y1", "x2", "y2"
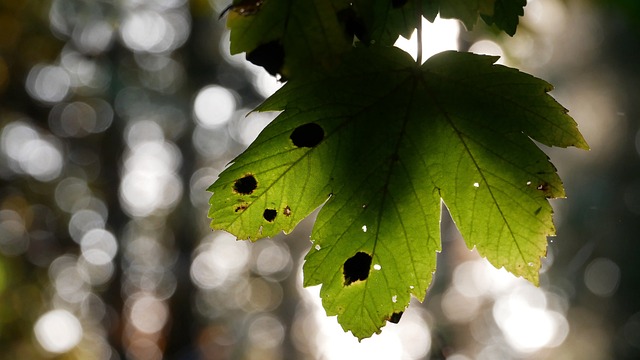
[{"x1": 416, "y1": 0, "x2": 423, "y2": 64}]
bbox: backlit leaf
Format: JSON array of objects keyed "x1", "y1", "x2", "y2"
[{"x1": 208, "y1": 47, "x2": 588, "y2": 339}]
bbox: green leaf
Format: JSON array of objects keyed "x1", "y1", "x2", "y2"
[
  {"x1": 435, "y1": 0, "x2": 493, "y2": 30},
  {"x1": 225, "y1": 0, "x2": 352, "y2": 78},
  {"x1": 207, "y1": 47, "x2": 587, "y2": 339},
  {"x1": 351, "y1": 0, "x2": 439, "y2": 45},
  {"x1": 223, "y1": 0, "x2": 525, "y2": 77},
  {"x1": 481, "y1": 0, "x2": 527, "y2": 36}
]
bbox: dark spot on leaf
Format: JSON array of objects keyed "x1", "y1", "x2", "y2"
[
  {"x1": 336, "y1": 7, "x2": 367, "y2": 42},
  {"x1": 263, "y1": 208, "x2": 277, "y2": 222},
  {"x1": 391, "y1": 0, "x2": 408, "y2": 8},
  {"x1": 247, "y1": 41, "x2": 285, "y2": 78},
  {"x1": 283, "y1": 206, "x2": 291, "y2": 216},
  {"x1": 387, "y1": 311, "x2": 403, "y2": 324},
  {"x1": 534, "y1": 207, "x2": 542, "y2": 215},
  {"x1": 234, "y1": 203, "x2": 248, "y2": 212},
  {"x1": 218, "y1": 0, "x2": 264, "y2": 19},
  {"x1": 536, "y1": 182, "x2": 553, "y2": 198},
  {"x1": 233, "y1": 174, "x2": 257, "y2": 195},
  {"x1": 343, "y1": 252, "x2": 372, "y2": 286},
  {"x1": 290, "y1": 123, "x2": 324, "y2": 148}
]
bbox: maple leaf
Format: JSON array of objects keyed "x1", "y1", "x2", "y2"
[
  {"x1": 350, "y1": 0, "x2": 439, "y2": 45},
  {"x1": 207, "y1": 46, "x2": 587, "y2": 339},
  {"x1": 223, "y1": 0, "x2": 526, "y2": 78}
]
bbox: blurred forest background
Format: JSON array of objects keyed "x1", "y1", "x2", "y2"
[{"x1": 0, "y1": 0, "x2": 639, "y2": 359}]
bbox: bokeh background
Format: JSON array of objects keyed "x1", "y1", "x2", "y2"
[{"x1": 0, "y1": 0, "x2": 639, "y2": 359}]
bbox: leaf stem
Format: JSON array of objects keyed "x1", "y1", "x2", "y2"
[{"x1": 416, "y1": 1, "x2": 423, "y2": 64}]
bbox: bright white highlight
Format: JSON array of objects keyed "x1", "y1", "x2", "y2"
[
  {"x1": 448, "y1": 259, "x2": 570, "y2": 353},
  {"x1": 584, "y1": 257, "x2": 620, "y2": 297},
  {"x1": 80, "y1": 229, "x2": 118, "y2": 265},
  {"x1": 119, "y1": 122, "x2": 183, "y2": 217},
  {"x1": 469, "y1": 40, "x2": 505, "y2": 63},
  {"x1": 120, "y1": 9, "x2": 189, "y2": 53},
  {"x1": 190, "y1": 232, "x2": 250, "y2": 289},
  {"x1": 394, "y1": 16, "x2": 459, "y2": 63},
  {"x1": 299, "y1": 286, "x2": 431, "y2": 360},
  {"x1": 193, "y1": 85, "x2": 236, "y2": 128},
  {"x1": 493, "y1": 286, "x2": 569, "y2": 353},
  {"x1": 1, "y1": 121, "x2": 64, "y2": 181},
  {"x1": 26, "y1": 64, "x2": 71, "y2": 103},
  {"x1": 34, "y1": 309, "x2": 83, "y2": 354},
  {"x1": 129, "y1": 294, "x2": 169, "y2": 334}
]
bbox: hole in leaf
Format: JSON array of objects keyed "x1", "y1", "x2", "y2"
[
  {"x1": 246, "y1": 40, "x2": 285, "y2": 78},
  {"x1": 343, "y1": 252, "x2": 372, "y2": 286},
  {"x1": 233, "y1": 174, "x2": 257, "y2": 195},
  {"x1": 283, "y1": 206, "x2": 291, "y2": 216},
  {"x1": 290, "y1": 123, "x2": 324, "y2": 148},
  {"x1": 263, "y1": 208, "x2": 277, "y2": 222},
  {"x1": 387, "y1": 311, "x2": 403, "y2": 324}
]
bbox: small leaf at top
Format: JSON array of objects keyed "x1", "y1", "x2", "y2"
[
  {"x1": 224, "y1": 0, "x2": 352, "y2": 78},
  {"x1": 481, "y1": 0, "x2": 527, "y2": 36},
  {"x1": 438, "y1": 0, "x2": 495, "y2": 30},
  {"x1": 207, "y1": 47, "x2": 587, "y2": 339}
]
